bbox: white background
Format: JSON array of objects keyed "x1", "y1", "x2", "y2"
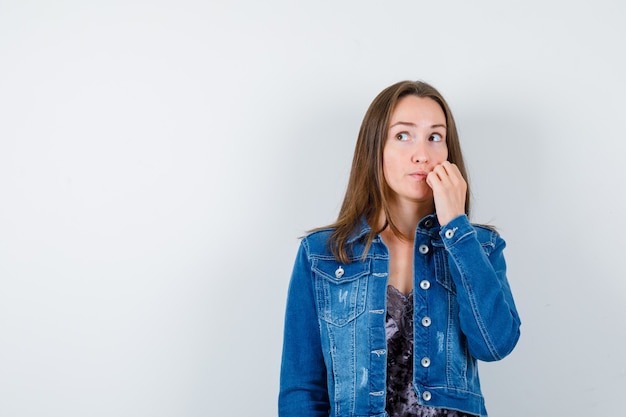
[{"x1": 1, "y1": 1, "x2": 625, "y2": 416}]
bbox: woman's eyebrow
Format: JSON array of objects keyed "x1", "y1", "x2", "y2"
[{"x1": 390, "y1": 121, "x2": 447, "y2": 129}]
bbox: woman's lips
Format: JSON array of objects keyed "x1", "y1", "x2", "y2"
[{"x1": 409, "y1": 171, "x2": 428, "y2": 181}]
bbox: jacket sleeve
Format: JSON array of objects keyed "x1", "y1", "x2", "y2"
[
  {"x1": 440, "y1": 215, "x2": 521, "y2": 362},
  {"x1": 278, "y1": 239, "x2": 330, "y2": 416}
]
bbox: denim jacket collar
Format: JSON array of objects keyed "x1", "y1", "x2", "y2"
[
  {"x1": 346, "y1": 213, "x2": 442, "y2": 244},
  {"x1": 345, "y1": 218, "x2": 372, "y2": 244}
]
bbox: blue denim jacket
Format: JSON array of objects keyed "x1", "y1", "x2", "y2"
[{"x1": 279, "y1": 214, "x2": 521, "y2": 417}]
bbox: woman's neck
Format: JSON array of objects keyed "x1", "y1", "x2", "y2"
[{"x1": 379, "y1": 199, "x2": 435, "y2": 239}]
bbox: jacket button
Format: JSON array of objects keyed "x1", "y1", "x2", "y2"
[
  {"x1": 421, "y1": 357, "x2": 431, "y2": 367},
  {"x1": 419, "y1": 280, "x2": 431, "y2": 290},
  {"x1": 418, "y1": 244, "x2": 429, "y2": 254},
  {"x1": 445, "y1": 229, "x2": 455, "y2": 239},
  {"x1": 422, "y1": 391, "x2": 432, "y2": 401},
  {"x1": 424, "y1": 219, "x2": 433, "y2": 228},
  {"x1": 421, "y1": 317, "x2": 431, "y2": 327},
  {"x1": 335, "y1": 266, "x2": 344, "y2": 278}
]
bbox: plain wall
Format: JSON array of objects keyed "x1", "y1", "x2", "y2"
[{"x1": 1, "y1": 0, "x2": 625, "y2": 415}]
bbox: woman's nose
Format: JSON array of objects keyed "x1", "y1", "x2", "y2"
[{"x1": 411, "y1": 140, "x2": 429, "y2": 163}]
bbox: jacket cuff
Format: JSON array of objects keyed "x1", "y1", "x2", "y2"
[{"x1": 439, "y1": 214, "x2": 474, "y2": 248}]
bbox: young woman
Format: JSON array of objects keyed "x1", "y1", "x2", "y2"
[{"x1": 279, "y1": 80, "x2": 521, "y2": 417}]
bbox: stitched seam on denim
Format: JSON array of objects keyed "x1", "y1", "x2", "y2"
[
  {"x1": 349, "y1": 320, "x2": 356, "y2": 415},
  {"x1": 445, "y1": 230, "x2": 474, "y2": 248},
  {"x1": 326, "y1": 321, "x2": 341, "y2": 415},
  {"x1": 417, "y1": 384, "x2": 485, "y2": 397}
]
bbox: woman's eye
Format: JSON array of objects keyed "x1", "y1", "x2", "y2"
[
  {"x1": 430, "y1": 133, "x2": 443, "y2": 142},
  {"x1": 396, "y1": 132, "x2": 410, "y2": 141}
]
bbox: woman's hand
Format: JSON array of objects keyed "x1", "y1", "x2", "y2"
[{"x1": 426, "y1": 161, "x2": 467, "y2": 226}]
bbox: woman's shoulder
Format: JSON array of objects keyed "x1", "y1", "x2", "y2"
[
  {"x1": 299, "y1": 226, "x2": 336, "y2": 255},
  {"x1": 302, "y1": 218, "x2": 369, "y2": 248},
  {"x1": 300, "y1": 221, "x2": 372, "y2": 261},
  {"x1": 303, "y1": 226, "x2": 336, "y2": 240},
  {"x1": 471, "y1": 222, "x2": 505, "y2": 250},
  {"x1": 472, "y1": 223, "x2": 499, "y2": 235}
]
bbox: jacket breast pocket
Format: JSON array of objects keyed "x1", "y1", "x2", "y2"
[{"x1": 312, "y1": 258, "x2": 370, "y2": 327}]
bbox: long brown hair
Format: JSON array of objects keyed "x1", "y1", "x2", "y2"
[{"x1": 318, "y1": 80, "x2": 470, "y2": 263}]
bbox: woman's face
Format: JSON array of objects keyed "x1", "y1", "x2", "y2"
[{"x1": 383, "y1": 95, "x2": 448, "y2": 206}]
